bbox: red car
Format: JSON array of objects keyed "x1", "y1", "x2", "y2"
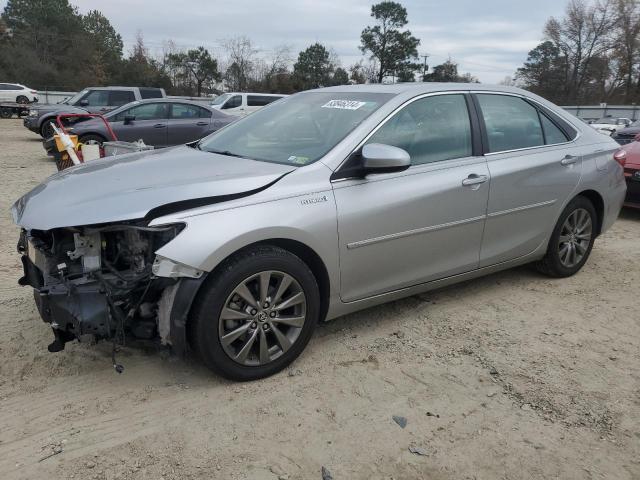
[{"x1": 616, "y1": 134, "x2": 640, "y2": 208}]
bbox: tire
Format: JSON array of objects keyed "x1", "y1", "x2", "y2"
[
  {"x1": 79, "y1": 134, "x2": 106, "y2": 145},
  {"x1": 16, "y1": 95, "x2": 29, "y2": 104},
  {"x1": 40, "y1": 120, "x2": 55, "y2": 139},
  {"x1": 536, "y1": 196, "x2": 597, "y2": 278},
  {"x1": 0, "y1": 108, "x2": 12, "y2": 119},
  {"x1": 188, "y1": 245, "x2": 320, "y2": 381}
]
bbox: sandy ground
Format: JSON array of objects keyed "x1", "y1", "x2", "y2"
[{"x1": 0, "y1": 119, "x2": 638, "y2": 480}]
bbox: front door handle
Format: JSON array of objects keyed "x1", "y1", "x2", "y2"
[
  {"x1": 462, "y1": 174, "x2": 488, "y2": 187},
  {"x1": 154, "y1": 123, "x2": 166, "y2": 128},
  {"x1": 196, "y1": 121, "x2": 208, "y2": 126},
  {"x1": 561, "y1": 155, "x2": 577, "y2": 166}
]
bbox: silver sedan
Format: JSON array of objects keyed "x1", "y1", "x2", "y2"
[{"x1": 13, "y1": 84, "x2": 626, "y2": 380}]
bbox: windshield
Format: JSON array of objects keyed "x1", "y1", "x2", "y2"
[
  {"x1": 211, "y1": 93, "x2": 231, "y2": 106},
  {"x1": 199, "y1": 92, "x2": 393, "y2": 165},
  {"x1": 62, "y1": 89, "x2": 88, "y2": 105}
]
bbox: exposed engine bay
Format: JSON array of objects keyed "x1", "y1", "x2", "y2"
[{"x1": 17, "y1": 221, "x2": 198, "y2": 371}]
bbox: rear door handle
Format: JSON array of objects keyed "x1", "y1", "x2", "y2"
[
  {"x1": 154, "y1": 123, "x2": 166, "y2": 128},
  {"x1": 462, "y1": 174, "x2": 488, "y2": 187},
  {"x1": 561, "y1": 155, "x2": 577, "y2": 166}
]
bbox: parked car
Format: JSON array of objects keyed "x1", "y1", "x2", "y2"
[
  {"x1": 589, "y1": 117, "x2": 632, "y2": 135},
  {"x1": 611, "y1": 120, "x2": 640, "y2": 145},
  {"x1": 613, "y1": 134, "x2": 640, "y2": 208},
  {"x1": 210, "y1": 92, "x2": 286, "y2": 116},
  {"x1": 12, "y1": 84, "x2": 626, "y2": 381},
  {"x1": 24, "y1": 86, "x2": 166, "y2": 138},
  {"x1": 0, "y1": 83, "x2": 38, "y2": 103},
  {"x1": 63, "y1": 99, "x2": 238, "y2": 147}
]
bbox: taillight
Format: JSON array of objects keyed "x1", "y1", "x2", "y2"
[
  {"x1": 614, "y1": 149, "x2": 627, "y2": 167},
  {"x1": 30, "y1": 90, "x2": 37, "y2": 94}
]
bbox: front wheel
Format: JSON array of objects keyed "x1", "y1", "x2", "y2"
[
  {"x1": 188, "y1": 246, "x2": 320, "y2": 381},
  {"x1": 79, "y1": 134, "x2": 106, "y2": 146},
  {"x1": 536, "y1": 196, "x2": 597, "y2": 277},
  {"x1": 16, "y1": 95, "x2": 29, "y2": 104}
]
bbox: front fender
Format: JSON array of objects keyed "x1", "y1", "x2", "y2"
[{"x1": 152, "y1": 190, "x2": 340, "y2": 296}]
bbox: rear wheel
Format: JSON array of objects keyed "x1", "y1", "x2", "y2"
[
  {"x1": 536, "y1": 196, "x2": 597, "y2": 277},
  {"x1": 16, "y1": 95, "x2": 29, "y2": 104},
  {"x1": 0, "y1": 108, "x2": 12, "y2": 119},
  {"x1": 189, "y1": 246, "x2": 320, "y2": 381}
]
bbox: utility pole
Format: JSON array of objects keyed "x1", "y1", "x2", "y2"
[{"x1": 421, "y1": 54, "x2": 430, "y2": 82}]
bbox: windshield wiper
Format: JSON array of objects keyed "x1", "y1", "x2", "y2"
[{"x1": 205, "y1": 149, "x2": 245, "y2": 158}]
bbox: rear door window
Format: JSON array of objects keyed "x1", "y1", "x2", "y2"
[
  {"x1": 171, "y1": 103, "x2": 209, "y2": 119},
  {"x1": 139, "y1": 88, "x2": 164, "y2": 99},
  {"x1": 477, "y1": 94, "x2": 544, "y2": 153},
  {"x1": 110, "y1": 90, "x2": 135, "y2": 106}
]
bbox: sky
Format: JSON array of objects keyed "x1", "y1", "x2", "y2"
[{"x1": 71, "y1": 0, "x2": 567, "y2": 83}]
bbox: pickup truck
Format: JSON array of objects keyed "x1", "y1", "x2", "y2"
[{"x1": 23, "y1": 86, "x2": 166, "y2": 138}]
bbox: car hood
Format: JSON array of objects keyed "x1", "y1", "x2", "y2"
[{"x1": 12, "y1": 146, "x2": 295, "y2": 230}]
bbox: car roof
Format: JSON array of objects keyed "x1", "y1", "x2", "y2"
[{"x1": 313, "y1": 82, "x2": 528, "y2": 95}]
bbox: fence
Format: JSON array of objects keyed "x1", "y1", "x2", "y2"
[{"x1": 561, "y1": 105, "x2": 640, "y2": 122}]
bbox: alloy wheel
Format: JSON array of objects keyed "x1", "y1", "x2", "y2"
[
  {"x1": 218, "y1": 270, "x2": 307, "y2": 366},
  {"x1": 558, "y1": 208, "x2": 592, "y2": 268}
]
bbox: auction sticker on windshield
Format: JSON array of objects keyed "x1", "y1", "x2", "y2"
[{"x1": 321, "y1": 100, "x2": 367, "y2": 110}]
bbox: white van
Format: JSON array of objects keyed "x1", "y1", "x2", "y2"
[{"x1": 210, "y1": 92, "x2": 287, "y2": 116}]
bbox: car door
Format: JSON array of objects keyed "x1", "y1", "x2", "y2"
[
  {"x1": 167, "y1": 103, "x2": 212, "y2": 145},
  {"x1": 333, "y1": 93, "x2": 490, "y2": 302},
  {"x1": 473, "y1": 93, "x2": 582, "y2": 267},
  {"x1": 111, "y1": 102, "x2": 169, "y2": 147}
]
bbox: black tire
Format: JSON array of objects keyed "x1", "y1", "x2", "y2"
[
  {"x1": 0, "y1": 108, "x2": 12, "y2": 119},
  {"x1": 40, "y1": 120, "x2": 55, "y2": 139},
  {"x1": 536, "y1": 196, "x2": 597, "y2": 278},
  {"x1": 188, "y1": 245, "x2": 320, "y2": 381},
  {"x1": 16, "y1": 95, "x2": 29, "y2": 104},
  {"x1": 79, "y1": 134, "x2": 106, "y2": 145}
]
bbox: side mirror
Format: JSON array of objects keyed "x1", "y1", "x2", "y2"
[
  {"x1": 362, "y1": 143, "x2": 411, "y2": 174},
  {"x1": 79, "y1": 99, "x2": 89, "y2": 107},
  {"x1": 123, "y1": 115, "x2": 135, "y2": 125}
]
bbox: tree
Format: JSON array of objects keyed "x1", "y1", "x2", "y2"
[
  {"x1": 82, "y1": 10, "x2": 123, "y2": 83},
  {"x1": 516, "y1": 41, "x2": 567, "y2": 103},
  {"x1": 332, "y1": 67, "x2": 349, "y2": 85},
  {"x1": 543, "y1": 0, "x2": 616, "y2": 103},
  {"x1": 184, "y1": 47, "x2": 219, "y2": 96},
  {"x1": 424, "y1": 59, "x2": 477, "y2": 83},
  {"x1": 359, "y1": 1, "x2": 420, "y2": 83},
  {"x1": 222, "y1": 36, "x2": 258, "y2": 91},
  {"x1": 612, "y1": 0, "x2": 640, "y2": 102},
  {"x1": 293, "y1": 42, "x2": 333, "y2": 89}
]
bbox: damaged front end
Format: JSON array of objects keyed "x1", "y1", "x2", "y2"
[{"x1": 17, "y1": 221, "x2": 203, "y2": 363}]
